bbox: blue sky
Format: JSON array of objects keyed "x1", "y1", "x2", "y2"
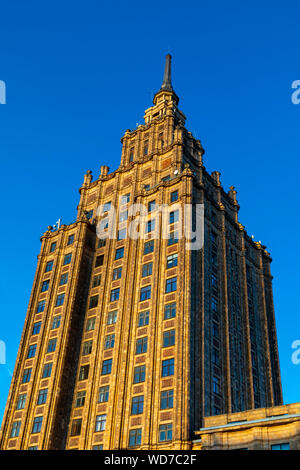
[{"x1": 0, "y1": 0, "x2": 299, "y2": 423}]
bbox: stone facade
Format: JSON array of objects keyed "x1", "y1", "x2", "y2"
[{"x1": 0, "y1": 55, "x2": 284, "y2": 450}]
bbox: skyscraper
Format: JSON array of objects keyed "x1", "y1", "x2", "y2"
[{"x1": 0, "y1": 55, "x2": 282, "y2": 450}]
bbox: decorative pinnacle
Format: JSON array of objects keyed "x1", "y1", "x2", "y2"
[{"x1": 160, "y1": 54, "x2": 173, "y2": 91}]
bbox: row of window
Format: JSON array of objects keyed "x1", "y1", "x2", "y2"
[
  {"x1": 45, "y1": 251, "x2": 72, "y2": 274},
  {"x1": 49, "y1": 233, "x2": 75, "y2": 253}
]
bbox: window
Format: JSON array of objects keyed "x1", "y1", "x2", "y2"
[
  {"x1": 37, "y1": 389, "x2": 48, "y2": 405},
  {"x1": 136, "y1": 337, "x2": 148, "y2": 354},
  {"x1": 99, "y1": 218, "x2": 109, "y2": 230},
  {"x1": 117, "y1": 228, "x2": 127, "y2": 241},
  {"x1": 148, "y1": 200, "x2": 156, "y2": 213},
  {"x1": 211, "y1": 296, "x2": 218, "y2": 312},
  {"x1": 86, "y1": 317, "x2": 96, "y2": 331},
  {"x1": 169, "y1": 210, "x2": 179, "y2": 224},
  {"x1": 146, "y1": 219, "x2": 155, "y2": 233},
  {"x1": 164, "y1": 302, "x2": 176, "y2": 320},
  {"x1": 129, "y1": 428, "x2": 142, "y2": 447},
  {"x1": 212, "y1": 322, "x2": 219, "y2": 338},
  {"x1": 93, "y1": 445, "x2": 103, "y2": 450},
  {"x1": 110, "y1": 288, "x2": 120, "y2": 302},
  {"x1": 71, "y1": 419, "x2": 82, "y2": 436},
  {"x1": 98, "y1": 385, "x2": 109, "y2": 403},
  {"x1": 16, "y1": 393, "x2": 27, "y2": 410},
  {"x1": 67, "y1": 234, "x2": 75, "y2": 245},
  {"x1": 142, "y1": 262, "x2": 153, "y2": 277},
  {"x1": 165, "y1": 277, "x2": 177, "y2": 293},
  {"x1": 104, "y1": 334, "x2": 115, "y2": 349},
  {"x1": 213, "y1": 376, "x2": 220, "y2": 394},
  {"x1": 159, "y1": 423, "x2": 172, "y2": 442},
  {"x1": 115, "y1": 247, "x2": 124, "y2": 260},
  {"x1": 10, "y1": 421, "x2": 21, "y2": 438},
  {"x1": 41, "y1": 280, "x2": 49, "y2": 292},
  {"x1": 213, "y1": 406, "x2": 221, "y2": 415},
  {"x1": 171, "y1": 190, "x2": 178, "y2": 203},
  {"x1": 95, "y1": 414, "x2": 106, "y2": 432},
  {"x1": 22, "y1": 368, "x2": 32, "y2": 383},
  {"x1": 166, "y1": 253, "x2": 178, "y2": 268},
  {"x1": 133, "y1": 365, "x2": 146, "y2": 384},
  {"x1": 107, "y1": 311, "x2": 117, "y2": 325},
  {"x1": 82, "y1": 340, "x2": 93, "y2": 355},
  {"x1": 45, "y1": 260, "x2": 53, "y2": 272},
  {"x1": 140, "y1": 286, "x2": 151, "y2": 301},
  {"x1": 160, "y1": 390, "x2": 174, "y2": 409},
  {"x1": 271, "y1": 443, "x2": 290, "y2": 450},
  {"x1": 113, "y1": 267, "x2": 122, "y2": 280},
  {"x1": 32, "y1": 416, "x2": 43, "y2": 434},
  {"x1": 79, "y1": 365, "x2": 89, "y2": 381},
  {"x1": 89, "y1": 295, "x2": 99, "y2": 309},
  {"x1": 212, "y1": 348, "x2": 220, "y2": 366},
  {"x1": 27, "y1": 344, "x2": 37, "y2": 359},
  {"x1": 163, "y1": 329, "x2": 175, "y2": 347},
  {"x1": 138, "y1": 310, "x2": 149, "y2": 327},
  {"x1": 168, "y1": 231, "x2": 178, "y2": 245},
  {"x1": 103, "y1": 201, "x2": 111, "y2": 213},
  {"x1": 131, "y1": 395, "x2": 144, "y2": 415},
  {"x1": 162, "y1": 175, "x2": 170, "y2": 182},
  {"x1": 121, "y1": 193, "x2": 130, "y2": 204},
  {"x1": 119, "y1": 210, "x2": 128, "y2": 222},
  {"x1": 97, "y1": 238, "x2": 106, "y2": 248},
  {"x1": 101, "y1": 359, "x2": 112, "y2": 375},
  {"x1": 144, "y1": 141, "x2": 149, "y2": 155},
  {"x1": 210, "y1": 231, "x2": 217, "y2": 243},
  {"x1": 55, "y1": 293, "x2": 65, "y2": 307},
  {"x1": 50, "y1": 242, "x2": 56, "y2": 253},
  {"x1": 144, "y1": 240, "x2": 154, "y2": 254},
  {"x1": 51, "y1": 315, "x2": 61, "y2": 329},
  {"x1": 129, "y1": 148, "x2": 134, "y2": 162},
  {"x1": 211, "y1": 273, "x2": 218, "y2": 288},
  {"x1": 85, "y1": 209, "x2": 93, "y2": 219},
  {"x1": 42, "y1": 363, "x2": 53, "y2": 378},
  {"x1": 162, "y1": 359, "x2": 174, "y2": 377},
  {"x1": 32, "y1": 322, "x2": 41, "y2": 335},
  {"x1": 95, "y1": 254, "x2": 104, "y2": 267},
  {"x1": 92, "y1": 274, "x2": 101, "y2": 287},
  {"x1": 75, "y1": 391, "x2": 86, "y2": 407},
  {"x1": 59, "y1": 273, "x2": 68, "y2": 286},
  {"x1": 37, "y1": 300, "x2": 46, "y2": 313},
  {"x1": 144, "y1": 184, "x2": 150, "y2": 191},
  {"x1": 63, "y1": 253, "x2": 72, "y2": 265}
]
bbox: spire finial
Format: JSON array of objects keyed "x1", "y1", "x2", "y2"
[{"x1": 161, "y1": 53, "x2": 173, "y2": 91}]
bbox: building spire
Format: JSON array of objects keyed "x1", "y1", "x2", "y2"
[{"x1": 160, "y1": 53, "x2": 173, "y2": 91}]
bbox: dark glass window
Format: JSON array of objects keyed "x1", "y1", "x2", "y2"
[
  {"x1": 135, "y1": 337, "x2": 147, "y2": 354},
  {"x1": 45, "y1": 260, "x2": 53, "y2": 272},
  {"x1": 143, "y1": 240, "x2": 154, "y2": 254},
  {"x1": 37, "y1": 389, "x2": 48, "y2": 405},
  {"x1": 110, "y1": 288, "x2": 120, "y2": 302},
  {"x1": 41, "y1": 280, "x2": 49, "y2": 292},
  {"x1": 27, "y1": 344, "x2": 37, "y2": 359},
  {"x1": 133, "y1": 365, "x2": 146, "y2": 384},
  {"x1": 92, "y1": 274, "x2": 101, "y2": 287},
  {"x1": 42, "y1": 363, "x2": 52, "y2": 378},
  {"x1": 165, "y1": 277, "x2": 177, "y2": 293},
  {"x1": 95, "y1": 414, "x2": 106, "y2": 432},
  {"x1": 16, "y1": 394, "x2": 27, "y2": 410},
  {"x1": 113, "y1": 267, "x2": 122, "y2": 280},
  {"x1": 75, "y1": 391, "x2": 86, "y2": 407},
  {"x1": 163, "y1": 329, "x2": 175, "y2": 347},
  {"x1": 138, "y1": 310, "x2": 149, "y2": 327},
  {"x1": 104, "y1": 334, "x2": 115, "y2": 349},
  {"x1": 67, "y1": 234, "x2": 75, "y2": 245},
  {"x1": 37, "y1": 300, "x2": 46, "y2": 313},
  {"x1": 79, "y1": 365, "x2": 89, "y2": 381},
  {"x1": 117, "y1": 228, "x2": 127, "y2": 241},
  {"x1": 160, "y1": 390, "x2": 174, "y2": 409},
  {"x1": 55, "y1": 293, "x2": 65, "y2": 307},
  {"x1": 98, "y1": 386, "x2": 109, "y2": 403},
  {"x1": 129, "y1": 428, "x2": 142, "y2": 447},
  {"x1": 164, "y1": 303, "x2": 176, "y2": 320},
  {"x1": 86, "y1": 317, "x2": 96, "y2": 331},
  {"x1": 51, "y1": 315, "x2": 61, "y2": 329},
  {"x1": 142, "y1": 262, "x2": 153, "y2": 277},
  {"x1": 63, "y1": 253, "x2": 72, "y2": 265},
  {"x1": 95, "y1": 254, "x2": 104, "y2": 267},
  {"x1": 22, "y1": 368, "x2": 32, "y2": 383},
  {"x1": 131, "y1": 395, "x2": 144, "y2": 415},
  {"x1": 148, "y1": 200, "x2": 156, "y2": 213},
  {"x1": 171, "y1": 190, "x2": 178, "y2": 203},
  {"x1": 101, "y1": 359, "x2": 112, "y2": 375},
  {"x1": 97, "y1": 238, "x2": 106, "y2": 248},
  {"x1": 140, "y1": 286, "x2": 151, "y2": 301},
  {"x1": 167, "y1": 231, "x2": 178, "y2": 245},
  {"x1": 159, "y1": 423, "x2": 172, "y2": 442},
  {"x1": 59, "y1": 272, "x2": 68, "y2": 286},
  {"x1": 71, "y1": 419, "x2": 82, "y2": 436},
  {"x1": 89, "y1": 295, "x2": 99, "y2": 309},
  {"x1": 82, "y1": 340, "x2": 93, "y2": 355},
  {"x1": 162, "y1": 358, "x2": 174, "y2": 377},
  {"x1": 166, "y1": 253, "x2": 178, "y2": 268},
  {"x1": 169, "y1": 210, "x2": 179, "y2": 224},
  {"x1": 107, "y1": 311, "x2": 117, "y2": 324},
  {"x1": 10, "y1": 421, "x2": 21, "y2": 438},
  {"x1": 32, "y1": 322, "x2": 41, "y2": 335},
  {"x1": 50, "y1": 242, "x2": 56, "y2": 253},
  {"x1": 115, "y1": 247, "x2": 124, "y2": 260}
]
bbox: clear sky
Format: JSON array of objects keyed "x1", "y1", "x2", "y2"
[{"x1": 0, "y1": 0, "x2": 299, "y2": 423}]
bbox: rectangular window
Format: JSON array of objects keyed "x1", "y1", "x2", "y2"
[
  {"x1": 167, "y1": 231, "x2": 178, "y2": 246},
  {"x1": 51, "y1": 315, "x2": 61, "y2": 329},
  {"x1": 271, "y1": 443, "x2": 290, "y2": 450},
  {"x1": 211, "y1": 296, "x2": 218, "y2": 312},
  {"x1": 212, "y1": 322, "x2": 219, "y2": 338},
  {"x1": 129, "y1": 148, "x2": 134, "y2": 162},
  {"x1": 164, "y1": 303, "x2": 176, "y2": 320},
  {"x1": 107, "y1": 311, "x2": 117, "y2": 324},
  {"x1": 117, "y1": 228, "x2": 127, "y2": 241},
  {"x1": 110, "y1": 288, "x2": 120, "y2": 302},
  {"x1": 42, "y1": 363, "x2": 53, "y2": 378},
  {"x1": 71, "y1": 419, "x2": 82, "y2": 436},
  {"x1": 129, "y1": 428, "x2": 142, "y2": 447},
  {"x1": 95, "y1": 414, "x2": 106, "y2": 432},
  {"x1": 103, "y1": 201, "x2": 111, "y2": 212},
  {"x1": 98, "y1": 385, "x2": 109, "y2": 403},
  {"x1": 50, "y1": 242, "x2": 56, "y2": 253},
  {"x1": 75, "y1": 391, "x2": 86, "y2": 407},
  {"x1": 67, "y1": 234, "x2": 75, "y2": 245},
  {"x1": 162, "y1": 358, "x2": 174, "y2": 377},
  {"x1": 32, "y1": 322, "x2": 41, "y2": 335},
  {"x1": 16, "y1": 394, "x2": 27, "y2": 410},
  {"x1": 22, "y1": 368, "x2": 32, "y2": 383},
  {"x1": 169, "y1": 210, "x2": 179, "y2": 224},
  {"x1": 27, "y1": 344, "x2": 37, "y2": 359},
  {"x1": 115, "y1": 247, "x2": 124, "y2": 260},
  {"x1": 47, "y1": 338, "x2": 57, "y2": 353},
  {"x1": 92, "y1": 274, "x2": 101, "y2": 287},
  {"x1": 146, "y1": 219, "x2": 155, "y2": 233},
  {"x1": 95, "y1": 254, "x2": 104, "y2": 267},
  {"x1": 148, "y1": 200, "x2": 156, "y2": 213},
  {"x1": 79, "y1": 365, "x2": 89, "y2": 381},
  {"x1": 82, "y1": 340, "x2": 93, "y2": 355},
  {"x1": 119, "y1": 210, "x2": 128, "y2": 222},
  {"x1": 143, "y1": 239, "x2": 154, "y2": 255},
  {"x1": 45, "y1": 260, "x2": 53, "y2": 272},
  {"x1": 101, "y1": 359, "x2": 112, "y2": 375},
  {"x1": 212, "y1": 348, "x2": 220, "y2": 366},
  {"x1": 159, "y1": 423, "x2": 172, "y2": 442},
  {"x1": 144, "y1": 141, "x2": 149, "y2": 156},
  {"x1": 86, "y1": 317, "x2": 96, "y2": 331},
  {"x1": 10, "y1": 421, "x2": 21, "y2": 438},
  {"x1": 171, "y1": 190, "x2": 178, "y2": 203},
  {"x1": 63, "y1": 253, "x2": 72, "y2": 265},
  {"x1": 165, "y1": 277, "x2": 177, "y2": 293},
  {"x1": 89, "y1": 295, "x2": 99, "y2": 309},
  {"x1": 160, "y1": 390, "x2": 174, "y2": 409},
  {"x1": 113, "y1": 267, "x2": 122, "y2": 280},
  {"x1": 55, "y1": 293, "x2": 65, "y2": 307},
  {"x1": 37, "y1": 389, "x2": 48, "y2": 405},
  {"x1": 140, "y1": 286, "x2": 151, "y2": 301},
  {"x1": 133, "y1": 365, "x2": 146, "y2": 384},
  {"x1": 104, "y1": 334, "x2": 115, "y2": 349},
  {"x1": 59, "y1": 272, "x2": 68, "y2": 286},
  {"x1": 138, "y1": 310, "x2": 149, "y2": 327},
  {"x1": 121, "y1": 193, "x2": 130, "y2": 204},
  {"x1": 97, "y1": 238, "x2": 106, "y2": 248},
  {"x1": 163, "y1": 329, "x2": 175, "y2": 347},
  {"x1": 213, "y1": 376, "x2": 220, "y2": 394},
  {"x1": 142, "y1": 262, "x2": 153, "y2": 277},
  {"x1": 166, "y1": 253, "x2": 178, "y2": 269},
  {"x1": 131, "y1": 395, "x2": 144, "y2": 415},
  {"x1": 135, "y1": 337, "x2": 148, "y2": 354},
  {"x1": 37, "y1": 300, "x2": 46, "y2": 313},
  {"x1": 41, "y1": 280, "x2": 49, "y2": 292}
]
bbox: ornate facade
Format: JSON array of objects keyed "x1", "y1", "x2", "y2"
[{"x1": 0, "y1": 55, "x2": 284, "y2": 450}]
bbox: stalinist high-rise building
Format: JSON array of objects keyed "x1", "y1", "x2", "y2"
[{"x1": 0, "y1": 55, "x2": 287, "y2": 451}]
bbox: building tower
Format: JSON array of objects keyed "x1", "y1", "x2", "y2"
[{"x1": 0, "y1": 55, "x2": 283, "y2": 450}]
